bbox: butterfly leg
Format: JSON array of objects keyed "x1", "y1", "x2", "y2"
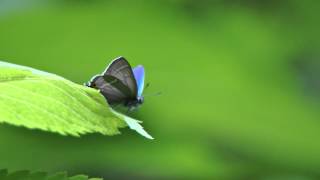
[
  {"x1": 111, "y1": 103, "x2": 122, "y2": 112},
  {"x1": 126, "y1": 106, "x2": 137, "y2": 114}
]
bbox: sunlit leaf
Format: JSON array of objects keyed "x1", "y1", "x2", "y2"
[
  {"x1": 0, "y1": 61, "x2": 152, "y2": 138},
  {"x1": 0, "y1": 169, "x2": 102, "y2": 180}
]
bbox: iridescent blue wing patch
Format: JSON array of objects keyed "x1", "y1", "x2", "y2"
[{"x1": 133, "y1": 65, "x2": 145, "y2": 97}]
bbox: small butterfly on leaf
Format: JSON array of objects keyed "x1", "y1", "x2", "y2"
[{"x1": 86, "y1": 56, "x2": 146, "y2": 111}]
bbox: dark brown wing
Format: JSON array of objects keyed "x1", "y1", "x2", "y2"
[
  {"x1": 88, "y1": 75, "x2": 132, "y2": 105},
  {"x1": 103, "y1": 57, "x2": 137, "y2": 98}
]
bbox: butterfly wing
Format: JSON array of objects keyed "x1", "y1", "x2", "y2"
[
  {"x1": 103, "y1": 57, "x2": 138, "y2": 98},
  {"x1": 133, "y1": 65, "x2": 145, "y2": 97},
  {"x1": 88, "y1": 75, "x2": 132, "y2": 105}
]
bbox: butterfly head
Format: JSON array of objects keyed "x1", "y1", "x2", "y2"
[{"x1": 137, "y1": 96, "x2": 144, "y2": 105}]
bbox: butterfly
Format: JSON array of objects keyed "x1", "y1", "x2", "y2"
[{"x1": 86, "y1": 56, "x2": 145, "y2": 111}]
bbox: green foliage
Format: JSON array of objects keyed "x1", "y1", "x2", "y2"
[
  {"x1": 0, "y1": 169, "x2": 102, "y2": 180},
  {"x1": 0, "y1": 0, "x2": 319, "y2": 179},
  {"x1": 0, "y1": 61, "x2": 152, "y2": 138}
]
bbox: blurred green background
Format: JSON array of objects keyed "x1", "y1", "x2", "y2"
[{"x1": 0, "y1": 0, "x2": 320, "y2": 179}]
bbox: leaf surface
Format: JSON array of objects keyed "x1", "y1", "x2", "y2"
[{"x1": 0, "y1": 61, "x2": 152, "y2": 139}]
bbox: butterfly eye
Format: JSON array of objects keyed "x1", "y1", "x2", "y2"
[{"x1": 88, "y1": 82, "x2": 96, "y2": 88}]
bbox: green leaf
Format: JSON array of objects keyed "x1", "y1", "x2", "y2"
[
  {"x1": 0, "y1": 169, "x2": 102, "y2": 180},
  {"x1": 27, "y1": 172, "x2": 48, "y2": 180},
  {"x1": 6, "y1": 170, "x2": 30, "y2": 180},
  {"x1": 0, "y1": 61, "x2": 152, "y2": 139},
  {"x1": 46, "y1": 172, "x2": 68, "y2": 180},
  {"x1": 68, "y1": 175, "x2": 88, "y2": 180},
  {"x1": 0, "y1": 169, "x2": 8, "y2": 179}
]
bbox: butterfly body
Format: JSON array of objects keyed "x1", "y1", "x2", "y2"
[
  {"x1": 86, "y1": 57, "x2": 145, "y2": 110},
  {"x1": 125, "y1": 96, "x2": 144, "y2": 110}
]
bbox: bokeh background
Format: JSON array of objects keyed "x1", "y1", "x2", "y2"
[{"x1": 0, "y1": 0, "x2": 320, "y2": 179}]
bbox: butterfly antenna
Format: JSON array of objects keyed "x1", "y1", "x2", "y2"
[
  {"x1": 143, "y1": 82, "x2": 162, "y2": 96},
  {"x1": 144, "y1": 82, "x2": 150, "y2": 90},
  {"x1": 144, "y1": 92, "x2": 162, "y2": 97}
]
